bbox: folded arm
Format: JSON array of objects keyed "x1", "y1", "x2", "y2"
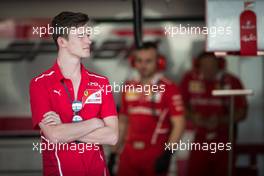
[
  {"x1": 78, "y1": 116, "x2": 118, "y2": 145},
  {"x1": 39, "y1": 111, "x2": 104, "y2": 143},
  {"x1": 168, "y1": 115, "x2": 185, "y2": 143}
]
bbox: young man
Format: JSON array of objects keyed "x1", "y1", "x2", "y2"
[
  {"x1": 114, "y1": 42, "x2": 185, "y2": 176},
  {"x1": 29, "y1": 12, "x2": 118, "y2": 176},
  {"x1": 181, "y1": 52, "x2": 248, "y2": 176}
]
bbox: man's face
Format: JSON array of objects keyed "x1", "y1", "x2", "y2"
[
  {"x1": 199, "y1": 56, "x2": 219, "y2": 80},
  {"x1": 61, "y1": 24, "x2": 92, "y2": 58},
  {"x1": 134, "y1": 48, "x2": 158, "y2": 78}
]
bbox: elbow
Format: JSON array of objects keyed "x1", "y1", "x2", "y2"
[
  {"x1": 42, "y1": 132, "x2": 59, "y2": 144},
  {"x1": 40, "y1": 123, "x2": 67, "y2": 144},
  {"x1": 45, "y1": 130, "x2": 61, "y2": 144},
  {"x1": 53, "y1": 132, "x2": 64, "y2": 144},
  {"x1": 108, "y1": 131, "x2": 119, "y2": 146},
  {"x1": 44, "y1": 129, "x2": 66, "y2": 144}
]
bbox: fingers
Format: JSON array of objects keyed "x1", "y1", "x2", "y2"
[
  {"x1": 42, "y1": 117, "x2": 58, "y2": 125},
  {"x1": 43, "y1": 113, "x2": 60, "y2": 122},
  {"x1": 43, "y1": 111, "x2": 58, "y2": 118},
  {"x1": 44, "y1": 121, "x2": 58, "y2": 126},
  {"x1": 42, "y1": 111, "x2": 61, "y2": 126},
  {"x1": 42, "y1": 115, "x2": 59, "y2": 123}
]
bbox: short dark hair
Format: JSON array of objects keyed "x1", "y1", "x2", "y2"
[
  {"x1": 197, "y1": 52, "x2": 215, "y2": 60},
  {"x1": 51, "y1": 11, "x2": 89, "y2": 48},
  {"x1": 196, "y1": 52, "x2": 226, "y2": 69},
  {"x1": 138, "y1": 41, "x2": 158, "y2": 51}
]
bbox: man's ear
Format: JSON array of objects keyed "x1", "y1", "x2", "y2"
[{"x1": 57, "y1": 36, "x2": 68, "y2": 48}]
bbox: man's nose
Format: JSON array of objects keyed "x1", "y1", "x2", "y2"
[{"x1": 84, "y1": 36, "x2": 92, "y2": 44}]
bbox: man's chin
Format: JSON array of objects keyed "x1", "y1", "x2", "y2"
[
  {"x1": 82, "y1": 52, "x2": 91, "y2": 58},
  {"x1": 140, "y1": 73, "x2": 153, "y2": 79}
]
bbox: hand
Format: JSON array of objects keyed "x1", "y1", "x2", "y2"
[
  {"x1": 42, "y1": 111, "x2": 62, "y2": 126},
  {"x1": 155, "y1": 150, "x2": 172, "y2": 174},
  {"x1": 108, "y1": 152, "x2": 116, "y2": 176}
]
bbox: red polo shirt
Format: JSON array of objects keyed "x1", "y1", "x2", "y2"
[
  {"x1": 117, "y1": 75, "x2": 184, "y2": 176},
  {"x1": 181, "y1": 70, "x2": 247, "y2": 133},
  {"x1": 30, "y1": 61, "x2": 117, "y2": 176},
  {"x1": 120, "y1": 74, "x2": 184, "y2": 147}
]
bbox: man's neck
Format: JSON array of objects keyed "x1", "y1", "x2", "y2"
[
  {"x1": 141, "y1": 74, "x2": 155, "y2": 85},
  {"x1": 57, "y1": 52, "x2": 81, "y2": 79},
  {"x1": 140, "y1": 72, "x2": 163, "y2": 85}
]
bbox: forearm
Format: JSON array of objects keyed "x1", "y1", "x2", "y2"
[
  {"x1": 78, "y1": 116, "x2": 119, "y2": 145},
  {"x1": 112, "y1": 114, "x2": 128, "y2": 152},
  {"x1": 154, "y1": 116, "x2": 185, "y2": 174},
  {"x1": 168, "y1": 117, "x2": 185, "y2": 143},
  {"x1": 40, "y1": 118, "x2": 103, "y2": 143},
  {"x1": 78, "y1": 126, "x2": 118, "y2": 145}
]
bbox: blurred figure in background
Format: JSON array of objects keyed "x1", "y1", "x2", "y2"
[
  {"x1": 109, "y1": 41, "x2": 185, "y2": 176},
  {"x1": 181, "y1": 52, "x2": 248, "y2": 176}
]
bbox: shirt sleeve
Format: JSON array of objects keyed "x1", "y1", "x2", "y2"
[
  {"x1": 29, "y1": 79, "x2": 52, "y2": 129},
  {"x1": 165, "y1": 83, "x2": 185, "y2": 118},
  {"x1": 119, "y1": 88, "x2": 128, "y2": 116},
  {"x1": 100, "y1": 79, "x2": 118, "y2": 118},
  {"x1": 180, "y1": 72, "x2": 191, "y2": 107}
]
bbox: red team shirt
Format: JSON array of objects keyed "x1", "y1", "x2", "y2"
[
  {"x1": 117, "y1": 74, "x2": 184, "y2": 176},
  {"x1": 181, "y1": 70, "x2": 247, "y2": 134},
  {"x1": 30, "y1": 61, "x2": 117, "y2": 176},
  {"x1": 181, "y1": 70, "x2": 248, "y2": 176},
  {"x1": 120, "y1": 74, "x2": 184, "y2": 148}
]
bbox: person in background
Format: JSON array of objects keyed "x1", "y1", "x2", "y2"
[
  {"x1": 109, "y1": 41, "x2": 185, "y2": 176},
  {"x1": 181, "y1": 52, "x2": 248, "y2": 176}
]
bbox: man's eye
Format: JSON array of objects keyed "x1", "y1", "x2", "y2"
[
  {"x1": 78, "y1": 34, "x2": 90, "y2": 38},
  {"x1": 135, "y1": 59, "x2": 142, "y2": 63},
  {"x1": 78, "y1": 34, "x2": 85, "y2": 38},
  {"x1": 144, "y1": 59, "x2": 153, "y2": 64}
]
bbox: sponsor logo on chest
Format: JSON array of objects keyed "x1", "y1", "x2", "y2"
[{"x1": 82, "y1": 89, "x2": 102, "y2": 104}]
